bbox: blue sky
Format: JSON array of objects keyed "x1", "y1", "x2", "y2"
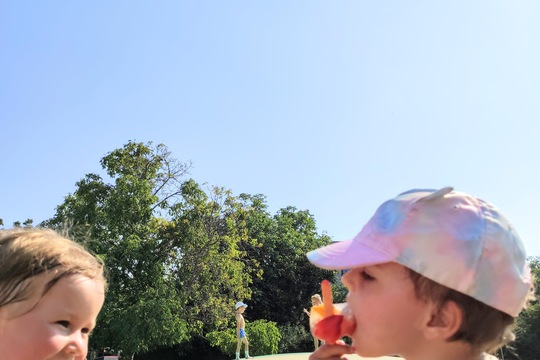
[{"x1": 1, "y1": 1, "x2": 539, "y2": 256}]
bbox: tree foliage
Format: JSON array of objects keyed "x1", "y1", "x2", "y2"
[
  {"x1": 503, "y1": 256, "x2": 540, "y2": 360},
  {"x1": 37, "y1": 140, "x2": 338, "y2": 358},
  {"x1": 42, "y1": 141, "x2": 261, "y2": 356},
  {"x1": 166, "y1": 180, "x2": 260, "y2": 333},
  {"x1": 240, "y1": 199, "x2": 335, "y2": 326}
]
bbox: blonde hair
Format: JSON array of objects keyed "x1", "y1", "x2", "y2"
[
  {"x1": 0, "y1": 228, "x2": 106, "y2": 308},
  {"x1": 311, "y1": 294, "x2": 322, "y2": 303}
]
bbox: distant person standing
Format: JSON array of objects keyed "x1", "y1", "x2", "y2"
[
  {"x1": 303, "y1": 294, "x2": 324, "y2": 350},
  {"x1": 235, "y1": 301, "x2": 253, "y2": 359}
]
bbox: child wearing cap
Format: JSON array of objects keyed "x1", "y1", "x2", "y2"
[
  {"x1": 235, "y1": 301, "x2": 253, "y2": 359},
  {"x1": 307, "y1": 187, "x2": 533, "y2": 360}
]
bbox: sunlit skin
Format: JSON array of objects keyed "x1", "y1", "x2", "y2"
[
  {"x1": 341, "y1": 263, "x2": 430, "y2": 358},
  {"x1": 308, "y1": 262, "x2": 434, "y2": 360},
  {"x1": 0, "y1": 274, "x2": 105, "y2": 360}
]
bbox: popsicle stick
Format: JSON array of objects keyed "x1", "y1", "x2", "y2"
[{"x1": 321, "y1": 279, "x2": 334, "y2": 317}]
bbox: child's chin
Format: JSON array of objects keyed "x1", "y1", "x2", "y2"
[
  {"x1": 357, "y1": 350, "x2": 383, "y2": 358},
  {"x1": 351, "y1": 340, "x2": 374, "y2": 357},
  {"x1": 355, "y1": 345, "x2": 392, "y2": 359}
]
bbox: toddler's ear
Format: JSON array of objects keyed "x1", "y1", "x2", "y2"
[{"x1": 423, "y1": 300, "x2": 462, "y2": 340}]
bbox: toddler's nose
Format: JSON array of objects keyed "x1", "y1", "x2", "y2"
[{"x1": 64, "y1": 333, "x2": 87, "y2": 359}]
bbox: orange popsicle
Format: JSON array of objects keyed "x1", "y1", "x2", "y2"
[{"x1": 310, "y1": 280, "x2": 356, "y2": 344}]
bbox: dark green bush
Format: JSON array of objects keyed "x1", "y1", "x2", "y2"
[
  {"x1": 277, "y1": 323, "x2": 312, "y2": 353},
  {"x1": 207, "y1": 319, "x2": 281, "y2": 357},
  {"x1": 248, "y1": 319, "x2": 281, "y2": 355},
  {"x1": 206, "y1": 328, "x2": 236, "y2": 356}
]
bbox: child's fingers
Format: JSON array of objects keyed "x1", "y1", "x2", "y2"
[{"x1": 308, "y1": 342, "x2": 354, "y2": 360}]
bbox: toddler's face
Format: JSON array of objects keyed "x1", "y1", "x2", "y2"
[
  {"x1": 0, "y1": 274, "x2": 105, "y2": 360},
  {"x1": 341, "y1": 262, "x2": 430, "y2": 358}
]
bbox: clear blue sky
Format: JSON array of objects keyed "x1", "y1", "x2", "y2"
[{"x1": 1, "y1": 1, "x2": 539, "y2": 256}]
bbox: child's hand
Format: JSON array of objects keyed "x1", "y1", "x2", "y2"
[
  {"x1": 303, "y1": 308, "x2": 310, "y2": 315},
  {"x1": 308, "y1": 340, "x2": 354, "y2": 360}
]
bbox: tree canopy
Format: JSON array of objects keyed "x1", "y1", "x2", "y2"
[{"x1": 40, "y1": 141, "x2": 332, "y2": 357}]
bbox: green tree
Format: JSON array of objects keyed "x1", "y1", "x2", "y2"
[
  {"x1": 9, "y1": 219, "x2": 33, "y2": 228},
  {"x1": 166, "y1": 180, "x2": 261, "y2": 334},
  {"x1": 503, "y1": 256, "x2": 540, "y2": 360},
  {"x1": 43, "y1": 142, "x2": 193, "y2": 356},
  {"x1": 241, "y1": 200, "x2": 335, "y2": 326},
  {"x1": 39, "y1": 140, "x2": 341, "y2": 358},
  {"x1": 42, "y1": 141, "x2": 264, "y2": 357},
  {"x1": 512, "y1": 256, "x2": 540, "y2": 360}
]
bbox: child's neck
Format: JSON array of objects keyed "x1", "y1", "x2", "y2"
[{"x1": 402, "y1": 340, "x2": 491, "y2": 360}]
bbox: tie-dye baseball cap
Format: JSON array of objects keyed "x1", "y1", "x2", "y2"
[{"x1": 307, "y1": 187, "x2": 531, "y2": 317}]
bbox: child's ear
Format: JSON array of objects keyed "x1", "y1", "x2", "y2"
[{"x1": 423, "y1": 300, "x2": 463, "y2": 340}]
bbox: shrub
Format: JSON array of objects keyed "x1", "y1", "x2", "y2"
[
  {"x1": 246, "y1": 319, "x2": 281, "y2": 355},
  {"x1": 207, "y1": 319, "x2": 281, "y2": 357},
  {"x1": 277, "y1": 323, "x2": 312, "y2": 353}
]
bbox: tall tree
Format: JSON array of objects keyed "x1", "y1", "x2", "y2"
[
  {"x1": 43, "y1": 141, "x2": 193, "y2": 355},
  {"x1": 167, "y1": 180, "x2": 260, "y2": 333},
  {"x1": 40, "y1": 140, "x2": 335, "y2": 357},
  {"x1": 240, "y1": 198, "x2": 335, "y2": 326}
]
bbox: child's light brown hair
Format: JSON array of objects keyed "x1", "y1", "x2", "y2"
[
  {"x1": 407, "y1": 268, "x2": 534, "y2": 354},
  {"x1": 0, "y1": 228, "x2": 106, "y2": 308}
]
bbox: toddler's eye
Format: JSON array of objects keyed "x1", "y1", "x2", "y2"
[
  {"x1": 56, "y1": 320, "x2": 70, "y2": 328},
  {"x1": 361, "y1": 270, "x2": 375, "y2": 281},
  {"x1": 82, "y1": 327, "x2": 91, "y2": 335}
]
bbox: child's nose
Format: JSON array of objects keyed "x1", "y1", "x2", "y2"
[
  {"x1": 65, "y1": 332, "x2": 87, "y2": 359},
  {"x1": 341, "y1": 270, "x2": 353, "y2": 288}
]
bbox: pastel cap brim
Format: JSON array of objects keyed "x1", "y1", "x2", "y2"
[{"x1": 307, "y1": 238, "x2": 393, "y2": 270}]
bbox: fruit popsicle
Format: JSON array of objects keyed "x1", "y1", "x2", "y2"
[{"x1": 309, "y1": 279, "x2": 356, "y2": 344}]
